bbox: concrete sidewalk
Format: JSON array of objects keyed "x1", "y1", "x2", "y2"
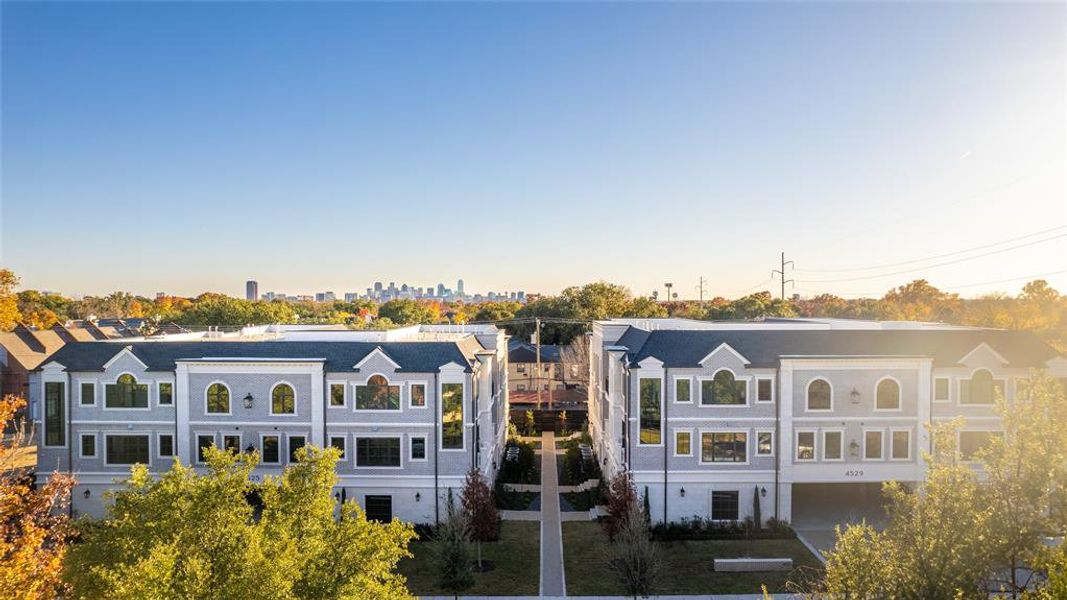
[{"x1": 539, "y1": 430, "x2": 566, "y2": 597}]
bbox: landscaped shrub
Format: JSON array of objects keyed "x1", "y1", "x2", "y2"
[
  {"x1": 602, "y1": 473, "x2": 637, "y2": 541},
  {"x1": 558, "y1": 435, "x2": 601, "y2": 486},
  {"x1": 498, "y1": 439, "x2": 538, "y2": 484},
  {"x1": 562, "y1": 485, "x2": 602, "y2": 511},
  {"x1": 650, "y1": 515, "x2": 797, "y2": 541},
  {"x1": 493, "y1": 480, "x2": 538, "y2": 510}
]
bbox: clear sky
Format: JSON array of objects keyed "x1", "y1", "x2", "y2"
[{"x1": 2, "y1": 2, "x2": 1064, "y2": 300}]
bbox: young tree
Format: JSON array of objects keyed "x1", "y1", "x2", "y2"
[
  {"x1": 460, "y1": 469, "x2": 498, "y2": 571},
  {"x1": 0, "y1": 269, "x2": 21, "y2": 331},
  {"x1": 607, "y1": 501, "x2": 661, "y2": 598},
  {"x1": 436, "y1": 491, "x2": 474, "y2": 598},
  {"x1": 602, "y1": 472, "x2": 637, "y2": 541},
  {"x1": 524, "y1": 410, "x2": 536, "y2": 436},
  {"x1": 64, "y1": 445, "x2": 415, "y2": 599},
  {"x1": 752, "y1": 485, "x2": 762, "y2": 530},
  {"x1": 0, "y1": 395, "x2": 74, "y2": 600}
]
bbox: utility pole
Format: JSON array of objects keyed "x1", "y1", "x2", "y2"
[
  {"x1": 696, "y1": 277, "x2": 707, "y2": 303},
  {"x1": 771, "y1": 252, "x2": 794, "y2": 300},
  {"x1": 664, "y1": 282, "x2": 674, "y2": 304}
]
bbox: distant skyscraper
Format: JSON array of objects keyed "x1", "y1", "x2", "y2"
[
  {"x1": 457, "y1": 279, "x2": 464, "y2": 296},
  {"x1": 437, "y1": 283, "x2": 446, "y2": 297},
  {"x1": 246, "y1": 280, "x2": 258, "y2": 301}
]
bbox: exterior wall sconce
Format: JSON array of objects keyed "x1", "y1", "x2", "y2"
[
  {"x1": 760, "y1": 486, "x2": 767, "y2": 498},
  {"x1": 679, "y1": 487, "x2": 686, "y2": 498},
  {"x1": 243, "y1": 393, "x2": 254, "y2": 409},
  {"x1": 849, "y1": 440, "x2": 861, "y2": 457},
  {"x1": 415, "y1": 492, "x2": 421, "y2": 503},
  {"x1": 83, "y1": 489, "x2": 91, "y2": 499},
  {"x1": 850, "y1": 388, "x2": 861, "y2": 404}
]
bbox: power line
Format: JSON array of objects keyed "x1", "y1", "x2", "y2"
[
  {"x1": 796, "y1": 233, "x2": 1067, "y2": 284},
  {"x1": 796, "y1": 225, "x2": 1067, "y2": 273},
  {"x1": 795, "y1": 268, "x2": 1067, "y2": 298}
]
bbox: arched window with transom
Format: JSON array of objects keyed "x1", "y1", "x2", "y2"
[
  {"x1": 206, "y1": 383, "x2": 230, "y2": 414},
  {"x1": 356, "y1": 375, "x2": 401, "y2": 410},
  {"x1": 700, "y1": 370, "x2": 747, "y2": 406},
  {"x1": 961, "y1": 369, "x2": 1003, "y2": 405},
  {"x1": 106, "y1": 373, "x2": 149, "y2": 409},
  {"x1": 271, "y1": 383, "x2": 296, "y2": 414},
  {"x1": 876, "y1": 378, "x2": 901, "y2": 411}
]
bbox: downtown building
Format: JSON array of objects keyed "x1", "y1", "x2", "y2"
[
  {"x1": 30, "y1": 324, "x2": 509, "y2": 523},
  {"x1": 588, "y1": 317, "x2": 1067, "y2": 527}
]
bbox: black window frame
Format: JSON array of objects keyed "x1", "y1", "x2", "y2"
[
  {"x1": 197, "y1": 434, "x2": 215, "y2": 463},
  {"x1": 701, "y1": 371, "x2": 747, "y2": 406},
  {"x1": 80, "y1": 382, "x2": 95, "y2": 406},
  {"x1": 158, "y1": 382, "x2": 173, "y2": 406},
  {"x1": 44, "y1": 381, "x2": 66, "y2": 447},
  {"x1": 700, "y1": 431, "x2": 747, "y2": 463},
  {"x1": 355, "y1": 375, "x2": 400, "y2": 411},
  {"x1": 711, "y1": 490, "x2": 740, "y2": 521},
  {"x1": 757, "y1": 378, "x2": 773, "y2": 402},
  {"x1": 356, "y1": 437, "x2": 401, "y2": 467},
  {"x1": 262, "y1": 435, "x2": 280, "y2": 464},
  {"x1": 272, "y1": 383, "x2": 296, "y2": 415},
  {"x1": 410, "y1": 436, "x2": 426, "y2": 460},
  {"x1": 638, "y1": 378, "x2": 662, "y2": 445},
  {"x1": 441, "y1": 383, "x2": 464, "y2": 449},
  {"x1": 105, "y1": 374, "x2": 149, "y2": 409},
  {"x1": 206, "y1": 383, "x2": 230, "y2": 414},
  {"x1": 329, "y1": 383, "x2": 345, "y2": 407},
  {"x1": 288, "y1": 435, "x2": 307, "y2": 463},
  {"x1": 410, "y1": 383, "x2": 426, "y2": 407},
  {"x1": 80, "y1": 433, "x2": 97, "y2": 458},
  {"x1": 106, "y1": 434, "x2": 150, "y2": 465},
  {"x1": 158, "y1": 434, "x2": 174, "y2": 457},
  {"x1": 330, "y1": 435, "x2": 346, "y2": 458}
]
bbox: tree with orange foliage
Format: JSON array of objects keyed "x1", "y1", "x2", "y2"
[{"x1": 0, "y1": 395, "x2": 75, "y2": 599}]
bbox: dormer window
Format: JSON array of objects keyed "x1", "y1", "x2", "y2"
[
  {"x1": 960, "y1": 369, "x2": 1004, "y2": 405},
  {"x1": 106, "y1": 374, "x2": 148, "y2": 409},
  {"x1": 701, "y1": 370, "x2": 746, "y2": 406}
]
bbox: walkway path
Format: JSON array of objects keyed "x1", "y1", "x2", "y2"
[{"x1": 540, "y1": 430, "x2": 566, "y2": 597}]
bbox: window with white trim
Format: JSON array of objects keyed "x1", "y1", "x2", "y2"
[
  {"x1": 876, "y1": 378, "x2": 901, "y2": 410},
  {"x1": 262, "y1": 435, "x2": 280, "y2": 464},
  {"x1": 222, "y1": 434, "x2": 241, "y2": 455},
  {"x1": 701, "y1": 371, "x2": 746, "y2": 406},
  {"x1": 106, "y1": 374, "x2": 148, "y2": 409},
  {"x1": 796, "y1": 430, "x2": 816, "y2": 461},
  {"x1": 288, "y1": 435, "x2": 306, "y2": 462},
  {"x1": 700, "y1": 431, "x2": 747, "y2": 463},
  {"x1": 757, "y1": 378, "x2": 773, "y2": 403},
  {"x1": 807, "y1": 379, "x2": 831, "y2": 411},
  {"x1": 329, "y1": 435, "x2": 346, "y2": 458},
  {"x1": 158, "y1": 434, "x2": 174, "y2": 457},
  {"x1": 711, "y1": 491, "x2": 739, "y2": 521},
  {"x1": 638, "y1": 378, "x2": 662, "y2": 445},
  {"x1": 822, "y1": 430, "x2": 843, "y2": 461},
  {"x1": 272, "y1": 383, "x2": 296, "y2": 414},
  {"x1": 206, "y1": 383, "x2": 230, "y2": 414},
  {"x1": 356, "y1": 437, "x2": 401, "y2": 467},
  {"x1": 891, "y1": 429, "x2": 910, "y2": 460},
  {"x1": 197, "y1": 434, "x2": 215, "y2": 463},
  {"x1": 356, "y1": 375, "x2": 400, "y2": 410},
  {"x1": 80, "y1": 433, "x2": 97, "y2": 458},
  {"x1": 675, "y1": 430, "x2": 692, "y2": 456},
  {"x1": 934, "y1": 377, "x2": 950, "y2": 402},
  {"x1": 675, "y1": 378, "x2": 691, "y2": 403},
  {"x1": 106, "y1": 435, "x2": 149, "y2": 465},
  {"x1": 80, "y1": 382, "x2": 95, "y2": 405},
  {"x1": 329, "y1": 383, "x2": 346, "y2": 407},
  {"x1": 410, "y1": 383, "x2": 426, "y2": 408},
  {"x1": 864, "y1": 430, "x2": 884, "y2": 460},
  {"x1": 756, "y1": 430, "x2": 774, "y2": 456},
  {"x1": 158, "y1": 382, "x2": 173, "y2": 406},
  {"x1": 410, "y1": 436, "x2": 427, "y2": 461},
  {"x1": 44, "y1": 382, "x2": 65, "y2": 447},
  {"x1": 960, "y1": 369, "x2": 1004, "y2": 405}
]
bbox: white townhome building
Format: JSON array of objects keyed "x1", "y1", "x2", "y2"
[
  {"x1": 30, "y1": 324, "x2": 509, "y2": 523},
  {"x1": 589, "y1": 317, "x2": 1067, "y2": 526}
]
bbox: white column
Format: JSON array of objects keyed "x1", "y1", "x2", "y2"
[
  {"x1": 778, "y1": 361, "x2": 794, "y2": 522},
  {"x1": 310, "y1": 364, "x2": 324, "y2": 447},
  {"x1": 175, "y1": 363, "x2": 191, "y2": 463},
  {"x1": 916, "y1": 359, "x2": 933, "y2": 480}
]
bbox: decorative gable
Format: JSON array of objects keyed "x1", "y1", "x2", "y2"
[
  {"x1": 102, "y1": 346, "x2": 149, "y2": 371},
  {"x1": 698, "y1": 343, "x2": 750, "y2": 368},
  {"x1": 636, "y1": 356, "x2": 664, "y2": 370},
  {"x1": 957, "y1": 342, "x2": 1008, "y2": 368},
  {"x1": 353, "y1": 346, "x2": 401, "y2": 370}
]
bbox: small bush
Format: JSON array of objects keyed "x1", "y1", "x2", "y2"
[
  {"x1": 498, "y1": 439, "x2": 539, "y2": 485},
  {"x1": 651, "y1": 515, "x2": 796, "y2": 541}
]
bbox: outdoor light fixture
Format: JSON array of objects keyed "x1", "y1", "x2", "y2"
[
  {"x1": 850, "y1": 388, "x2": 861, "y2": 404},
  {"x1": 680, "y1": 488, "x2": 686, "y2": 498},
  {"x1": 83, "y1": 489, "x2": 91, "y2": 499},
  {"x1": 849, "y1": 440, "x2": 861, "y2": 457},
  {"x1": 760, "y1": 486, "x2": 767, "y2": 498},
  {"x1": 243, "y1": 393, "x2": 254, "y2": 409},
  {"x1": 415, "y1": 492, "x2": 421, "y2": 503}
]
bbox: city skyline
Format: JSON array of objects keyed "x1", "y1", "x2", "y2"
[{"x1": 2, "y1": 2, "x2": 1065, "y2": 299}]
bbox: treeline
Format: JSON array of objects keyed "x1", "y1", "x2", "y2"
[{"x1": 2, "y1": 271, "x2": 1065, "y2": 351}]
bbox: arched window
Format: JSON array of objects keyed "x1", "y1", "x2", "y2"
[
  {"x1": 106, "y1": 373, "x2": 149, "y2": 408},
  {"x1": 807, "y1": 379, "x2": 832, "y2": 411},
  {"x1": 272, "y1": 383, "x2": 296, "y2": 414},
  {"x1": 961, "y1": 369, "x2": 1002, "y2": 405},
  {"x1": 701, "y1": 370, "x2": 746, "y2": 405},
  {"x1": 206, "y1": 383, "x2": 230, "y2": 414},
  {"x1": 356, "y1": 375, "x2": 401, "y2": 410},
  {"x1": 876, "y1": 378, "x2": 901, "y2": 410}
]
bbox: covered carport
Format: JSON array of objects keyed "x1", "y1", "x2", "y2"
[{"x1": 791, "y1": 482, "x2": 900, "y2": 556}]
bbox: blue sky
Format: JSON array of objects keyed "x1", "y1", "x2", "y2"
[{"x1": 2, "y1": 2, "x2": 1064, "y2": 299}]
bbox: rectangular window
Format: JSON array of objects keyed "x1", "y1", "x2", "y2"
[
  {"x1": 441, "y1": 383, "x2": 464, "y2": 449},
  {"x1": 891, "y1": 430, "x2": 910, "y2": 460},
  {"x1": 411, "y1": 436, "x2": 427, "y2": 461},
  {"x1": 1015, "y1": 378, "x2": 1030, "y2": 401},
  {"x1": 44, "y1": 382, "x2": 65, "y2": 447},
  {"x1": 756, "y1": 430, "x2": 774, "y2": 456},
  {"x1": 158, "y1": 382, "x2": 173, "y2": 405},
  {"x1": 864, "y1": 430, "x2": 884, "y2": 460},
  {"x1": 796, "y1": 430, "x2": 816, "y2": 461},
  {"x1": 288, "y1": 435, "x2": 307, "y2": 463},
  {"x1": 330, "y1": 435, "x2": 346, "y2": 458},
  {"x1": 410, "y1": 383, "x2": 426, "y2": 408},
  {"x1": 711, "y1": 491, "x2": 739, "y2": 521},
  {"x1": 959, "y1": 375, "x2": 1005, "y2": 405},
  {"x1": 638, "y1": 378, "x2": 662, "y2": 445},
  {"x1": 823, "y1": 430, "x2": 843, "y2": 461},
  {"x1": 223, "y1": 435, "x2": 241, "y2": 454},
  {"x1": 356, "y1": 437, "x2": 401, "y2": 467},
  {"x1": 700, "y1": 376, "x2": 746, "y2": 406},
  {"x1": 262, "y1": 435, "x2": 280, "y2": 464},
  {"x1": 934, "y1": 378, "x2": 950, "y2": 402},
  {"x1": 80, "y1": 382, "x2": 95, "y2": 405},
  {"x1": 960, "y1": 430, "x2": 1001, "y2": 461},
  {"x1": 700, "y1": 431, "x2": 747, "y2": 463},
  {"x1": 106, "y1": 435, "x2": 149, "y2": 465},
  {"x1": 757, "y1": 378, "x2": 773, "y2": 402},
  {"x1": 675, "y1": 430, "x2": 692, "y2": 456},
  {"x1": 105, "y1": 378, "x2": 149, "y2": 409},
  {"x1": 158, "y1": 434, "x2": 174, "y2": 457},
  {"x1": 329, "y1": 383, "x2": 345, "y2": 407},
  {"x1": 197, "y1": 434, "x2": 214, "y2": 463},
  {"x1": 80, "y1": 434, "x2": 96, "y2": 458},
  {"x1": 675, "y1": 378, "x2": 691, "y2": 403}
]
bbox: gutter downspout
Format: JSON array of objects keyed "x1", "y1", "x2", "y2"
[
  {"x1": 663, "y1": 367, "x2": 668, "y2": 526},
  {"x1": 623, "y1": 360, "x2": 631, "y2": 479},
  {"x1": 66, "y1": 371, "x2": 73, "y2": 518},
  {"x1": 774, "y1": 362, "x2": 781, "y2": 521},
  {"x1": 434, "y1": 371, "x2": 440, "y2": 525}
]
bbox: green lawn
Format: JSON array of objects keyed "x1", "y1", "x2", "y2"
[
  {"x1": 562, "y1": 522, "x2": 823, "y2": 595},
  {"x1": 399, "y1": 520, "x2": 540, "y2": 596}
]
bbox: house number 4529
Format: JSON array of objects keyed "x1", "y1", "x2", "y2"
[{"x1": 845, "y1": 470, "x2": 864, "y2": 477}]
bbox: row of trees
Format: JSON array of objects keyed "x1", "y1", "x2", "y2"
[
  {"x1": 4, "y1": 269, "x2": 1066, "y2": 351},
  {"x1": 818, "y1": 374, "x2": 1067, "y2": 598}
]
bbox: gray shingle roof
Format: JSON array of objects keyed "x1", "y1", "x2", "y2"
[
  {"x1": 507, "y1": 340, "x2": 562, "y2": 364},
  {"x1": 616, "y1": 327, "x2": 1059, "y2": 368},
  {"x1": 39, "y1": 341, "x2": 479, "y2": 373}
]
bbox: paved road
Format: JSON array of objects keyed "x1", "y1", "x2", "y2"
[{"x1": 540, "y1": 430, "x2": 566, "y2": 597}]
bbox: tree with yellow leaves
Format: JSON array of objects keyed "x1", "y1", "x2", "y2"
[{"x1": 0, "y1": 394, "x2": 75, "y2": 599}]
